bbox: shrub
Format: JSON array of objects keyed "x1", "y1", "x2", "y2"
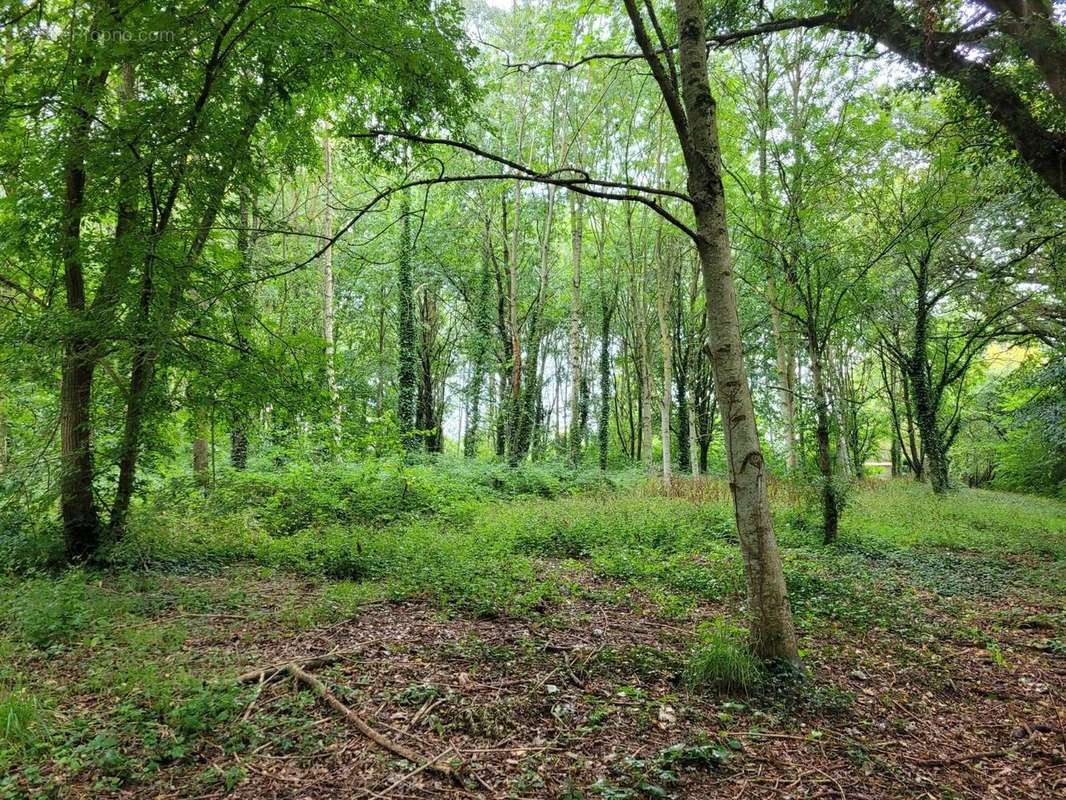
[{"x1": 4, "y1": 570, "x2": 105, "y2": 648}]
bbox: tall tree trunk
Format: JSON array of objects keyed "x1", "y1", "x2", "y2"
[
  {"x1": 397, "y1": 189, "x2": 417, "y2": 449},
  {"x1": 625, "y1": 0, "x2": 799, "y2": 662},
  {"x1": 505, "y1": 186, "x2": 524, "y2": 462},
  {"x1": 598, "y1": 297, "x2": 613, "y2": 471},
  {"x1": 675, "y1": 353, "x2": 690, "y2": 474},
  {"x1": 638, "y1": 319, "x2": 654, "y2": 468},
  {"x1": 231, "y1": 190, "x2": 251, "y2": 470},
  {"x1": 464, "y1": 219, "x2": 493, "y2": 458},
  {"x1": 110, "y1": 92, "x2": 268, "y2": 534},
  {"x1": 768, "y1": 280, "x2": 798, "y2": 470},
  {"x1": 192, "y1": 407, "x2": 210, "y2": 486},
  {"x1": 687, "y1": 388, "x2": 700, "y2": 477},
  {"x1": 58, "y1": 54, "x2": 111, "y2": 559},
  {"x1": 655, "y1": 234, "x2": 676, "y2": 489},
  {"x1": 322, "y1": 134, "x2": 341, "y2": 448},
  {"x1": 910, "y1": 261, "x2": 949, "y2": 493},
  {"x1": 808, "y1": 338, "x2": 839, "y2": 544},
  {"x1": 568, "y1": 191, "x2": 584, "y2": 464},
  {"x1": 753, "y1": 43, "x2": 798, "y2": 472},
  {"x1": 416, "y1": 283, "x2": 441, "y2": 452}
]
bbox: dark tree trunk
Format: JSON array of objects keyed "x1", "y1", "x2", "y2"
[
  {"x1": 599, "y1": 299, "x2": 614, "y2": 471},
  {"x1": 60, "y1": 340, "x2": 100, "y2": 559},
  {"x1": 808, "y1": 341, "x2": 839, "y2": 544},
  {"x1": 58, "y1": 59, "x2": 110, "y2": 560},
  {"x1": 397, "y1": 191, "x2": 417, "y2": 449},
  {"x1": 910, "y1": 258, "x2": 950, "y2": 493},
  {"x1": 675, "y1": 305, "x2": 691, "y2": 473},
  {"x1": 231, "y1": 191, "x2": 251, "y2": 469}
]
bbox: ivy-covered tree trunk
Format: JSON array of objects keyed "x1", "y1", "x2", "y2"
[
  {"x1": 397, "y1": 190, "x2": 417, "y2": 450},
  {"x1": 230, "y1": 190, "x2": 251, "y2": 470},
  {"x1": 598, "y1": 298, "x2": 613, "y2": 471},
  {"x1": 321, "y1": 134, "x2": 341, "y2": 449},
  {"x1": 464, "y1": 220, "x2": 493, "y2": 458},
  {"x1": 693, "y1": 341, "x2": 714, "y2": 475},
  {"x1": 910, "y1": 260, "x2": 950, "y2": 493},
  {"x1": 675, "y1": 356, "x2": 690, "y2": 474},
  {"x1": 807, "y1": 336, "x2": 840, "y2": 544}
]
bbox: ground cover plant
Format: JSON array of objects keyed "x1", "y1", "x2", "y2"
[{"x1": 1, "y1": 469, "x2": 1063, "y2": 799}]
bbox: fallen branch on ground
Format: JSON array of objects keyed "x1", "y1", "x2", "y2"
[
  {"x1": 237, "y1": 648, "x2": 362, "y2": 683},
  {"x1": 908, "y1": 748, "x2": 1014, "y2": 767},
  {"x1": 278, "y1": 662, "x2": 461, "y2": 783}
]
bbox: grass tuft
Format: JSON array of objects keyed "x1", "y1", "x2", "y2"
[{"x1": 684, "y1": 622, "x2": 763, "y2": 694}]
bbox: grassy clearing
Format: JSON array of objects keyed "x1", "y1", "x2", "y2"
[{"x1": 0, "y1": 468, "x2": 1063, "y2": 798}]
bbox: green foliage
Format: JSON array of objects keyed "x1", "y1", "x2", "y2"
[
  {"x1": 683, "y1": 623, "x2": 763, "y2": 694},
  {"x1": 993, "y1": 426, "x2": 1066, "y2": 500},
  {"x1": 590, "y1": 736, "x2": 729, "y2": 799},
  {"x1": 3, "y1": 571, "x2": 108, "y2": 649},
  {"x1": 0, "y1": 686, "x2": 44, "y2": 748}
]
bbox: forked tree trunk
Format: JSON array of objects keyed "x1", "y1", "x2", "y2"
[{"x1": 625, "y1": 0, "x2": 799, "y2": 662}]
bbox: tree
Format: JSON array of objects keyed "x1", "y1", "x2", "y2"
[
  {"x1": 623, "y1": 0, "x2": 799, "y2": 662},
  {"x1": 2, "y1": 0, "x2": 475, "y2": 557}
]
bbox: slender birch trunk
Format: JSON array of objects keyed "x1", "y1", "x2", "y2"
[
  {"x1": 624, "y1": 0, "x2": 799, "y2": 662},
  {"x1": 322, "y1": 134, "x2": 341, "y2": 448},
  {"x1": 655, "y1": 234, "x2": 676, "y2": 489},
  {"x1": 568, "y1": 191, "x2": 584, "y2": 464}
]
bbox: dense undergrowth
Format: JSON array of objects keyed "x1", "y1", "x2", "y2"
[{"x1": 1, "y1": 461, "x2": 1064, "y2": 796}]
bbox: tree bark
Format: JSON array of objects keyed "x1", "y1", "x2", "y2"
[
  {"x1": 598, "y1": 297, "x2": 613, "y2": 471},
  {"x1": 910, "y1": 257, "x2": 950, "y2": 493},
  {"x1": 808, "y1": 338, "x2": 840, "y2": 543},
  {"x1": 624, "y1": 0, "x2": 799, "y2": 662},
  {"x1": 464, "y1": 218, "x2": 493, "y2": 458},
  {"x1": 58, "y1": 54, "x2": 111, "y2": 559},
  {"x1": 568, "y1": 191, "x2": 584, "y2": 464},
  {"x1": 397, "y1": 189, "x2": 417, "y2": 449},
  {"x1": 231, "y1": 190, "x2": 251, "y2": 470},
  {"x1": 655, "y1": 232, "x2": 676, "y2": 489},
  {"x1": 322, "y1": 134, "x2": 341, "y2": 449}
]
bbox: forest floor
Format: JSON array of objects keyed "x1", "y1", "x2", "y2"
[{"x1": 2, "y1": 475, "x2": 1064, "y2": 799}]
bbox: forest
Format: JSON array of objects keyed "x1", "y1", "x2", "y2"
[{"x1": 0, "y1": 0, "x2": 1064, "y2": 798}]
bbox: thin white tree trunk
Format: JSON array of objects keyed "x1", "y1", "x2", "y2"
[
  {"x1": 568, "y1": 190, "x2": 584, "y2": 463},
  {"x1": 322, "y1": 134, "x2": 341, "y2": 447},
  {"x1": 655, "y1": 232, "x2": 676, "y2": 489}
]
